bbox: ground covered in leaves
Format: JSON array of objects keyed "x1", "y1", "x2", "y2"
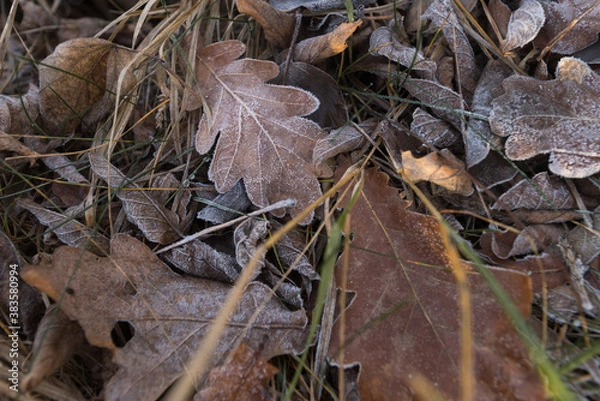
[{"x1": 1, "y1": 0, "x2": 600, "y2": 400}]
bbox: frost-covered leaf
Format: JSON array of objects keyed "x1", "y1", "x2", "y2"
[
  {"x1": 489, "y1": 0, "x2": 511, "y2": 37},
  {"x1": 236, "y1": 0, "x2": 295, "y2": 48},
  {"x1": 22, "y1": 234, "x2": 308, "y2": 401},
  {"x1": 410, "y1": 108, "x2": 460, "y2": 149},
  {"x1": 89, "y1": 153, "x2": 182, "y2": 244},
  {"x1": 564, "y1": 206, "x2": 600, "y2": 264},
  {"x1": 196, "y1": 181, "x2": 252, "y2": 224},
  {"x1": 422, "y1": 0, "x2": 480, "y2": 96},
  {"x1": 401, "y1": 150, "x2": 473, "y2": 195},
  {"x1": 501, "y1": 0, "x2": 545, "y2": 52},
  {"x1": 269, "y1": 0, "x2": 375, "y2": 12},
  {"x1": 312, "y1": 123, "x2": 370, "y2": 169},
  {"x1": 464, "y1": 59, "x2": 511, "y2": 167},
  {"x1": 492, "y1": 172, "x2": 576, "y2": 211},
  {"x1": 488, "y1": 224, "x2": 567, "y2": 259},
  {"x1": 369, "y1": 25, "x2": 436, "y2": 75},
  {"x1": 293, "y1": 21, "x2": 362, "y2": 64},
  {"x1": 16, "y1": 198, "x2": 110, "y2": 254},
  {"x1": 534, "y1": 0, "x2": 600, "y2": 54},
  {"x1": 187, "y1": 40, "x2": 327, "y2": 224},
  {"x1": 490, "y1": 57, "x2": 600, "y2": 178}
]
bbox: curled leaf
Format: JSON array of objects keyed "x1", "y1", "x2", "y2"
[
  {"x1": 401, "y1": 150, "x2": 473, "y2": 195},
  {"x1": 293, "y1": 20, "x2": 362, "y2": 64},
  {"x1": 501, "y1": 0, "x2": 545, "y2": 53}
]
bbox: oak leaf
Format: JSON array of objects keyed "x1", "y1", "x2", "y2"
[
  {"x1": 328, "y1": 167, "x2": 542, "y2": 400},
  {"x1": 492, "y1": 172, "x2": 576, "y2": 211},
  {"x1": 236, "y1": 0, "x2": 295, "y2": 48},
  {"x1": 490, "y1": 57, "x2": 600, "y2": 178},
  {"x1": 22, "y1": 234, "x2": 309, "y2": 401},
  {"x1": 187, "y1": 40, "x2": 327, "y2": 224},
  {"x1": 501, "y1": 0, "x2": 545, "y2": 53}
]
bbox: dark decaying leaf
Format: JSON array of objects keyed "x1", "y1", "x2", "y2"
[
  {"x1": 269, "y1": 0, "x2": 376, "y2": 12},
  {"x1": 488, "y1": 0, "x2": 511, "y2": 37},
  {"x1": 534, "y1": 0, "x2": 600, "y2": 54},
  {"x1": 38, "y1": 38, "x2": 136, "y2": 135},
  {"x1": 22, "y1": 304, "x2": 86, "y2": 393},
  {"x1": 16, "y1": 198, "x2": 110, "y2": 255},
  {"x1": 196, "y1": 180, "x2": 252, "y2": 225},
  {"x1": 293, "y1": 21, "x2": 362, "y2": 65},
  {"x1": 492, "y1": 172, "x2": 576, "y2": 211},
  {"x1": 274, "y1": 61, "x2": 348, "y2": 129},
  {"x1": 312, "y1": 122, "x2": 370, "y2": 170},
  {"x1": 501, "y1": 0, "x2": 545, "y2": 53},
  {"x1": 236, "y1": 0, "x2": 295, "y2": 49},
  {"x1": 490, "y1": 57, "x2": 600, "y2": 178},
  {"x1": 328, "y1": 167, "x2": 542, "y2": 400},
  {"x1": 89, "y1": 153, "x2": 182, "y2": 244},
  {"x1": 196, "y1": 343, "x2": 279, "y2": 401},
  {"x1": 464, "y1": 59, "x2": 511, "y2": 167},
  {"x1": 187, "y1": 40, "x2": 327, "y2": 224},
  {"x1": 162, "y1": 239, "x2": 241, "y2": 283},
  {"x1": 22, "y1": 234, "x2": 308, "y2": 401}
]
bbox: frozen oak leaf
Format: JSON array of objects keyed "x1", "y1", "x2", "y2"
[
  {"x1": 501, "y1": 0, "x2": 545, "y2": 53},
  {"x1": 187, "y1": 40, "x2": 327, "y2": 224},
  {"x1": 22, "y1": 234, "x2": 308, "y2": 401},
  {"x1": 490, "y1": 57, "x2": 600, "y2": 178}
]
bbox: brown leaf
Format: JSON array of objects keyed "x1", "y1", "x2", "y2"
[
  {"x1": 293, "y1": 20, "x2": 362, "y2": 64},
  {"x1": 196, "y1": 343, "x2": 278, "y2": 401},
  {"x1": 269, "y1": 0, "x2": 375, "y2": 12},
  {"x1": 534, "y1": 0, "x2": 600, "y2": 54},
  {"x1": 401, "y1": 150, "x2": 474, "y2": 195},
  {"x1": 22, "y1": 234, "x2": 308, "y2": 401},
  {"x1": 39, "y1": 38, "x2": 136, "y2": 134},
  {"x1": 89, "y1": 153, "x2": 182, "y2": 244},
  {"x1": 188, "y1": 40, "x2": 327, "y2": 224},
  {"x1": 196, "y1": 181, "x2": 252, "y2": 224},
  {"x1": 236, "y1": 0, "x2": 295, "y2": 48},
  {"x1": 22, "y1": 305, "x2": 85, "y2": 394},
  {"x1": 564, "y1": 206, "x2": 600, "y2": 264},
  {"x1": 0, "y1": 131, "x2": 40, "y2": 165},
  {"x1": 410, "y1": 108, "x2": 460, "y2": 149},
  {"x1": 16, "y1": 198, "x2": 110, "y2": 255},
  {"x1": 312, "y1": 122, "x2": 371, "y2": 171},
  {"x1": 490, "y1": 57, "x2": 600, "y2": 178},
  {"x1": 488, "y1": 225, "x2": 567, "y2": 259},
  {"x1": 369, "y1": 25, "x2": 437, "y2": 76},
  {"x1": 501, "y1": 0, "x2": 545, "y2": 53},
  {"x1": 492, "y1": 172, "x2": 576, "y2": 211},
  {"x1": 328, "y1": 167, "x2": 542, "y2": 400},
  {"x1": 0, "y1": 88, "x2": 39, "y2": 135},
  {"x1": 488, "y1": 0, "x2": 511, "y2": 37},
  {"x1": 275, "y1": 61, "x2": 349, "y2": 129}
]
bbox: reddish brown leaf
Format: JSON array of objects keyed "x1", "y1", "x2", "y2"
[
  {"x1": 401, "y1": 150, "x2": 474, "y2": 195},
  {"x1": 236, "y1": 0, "x2": 295, "y2": 48},
  {"x1": 22, "y1": 234, "x2": 308, "y2": 401},
  {"x1": 187, "y1": 40, "x2": 327, "y2": 224},
  {"x1": 293, "y1": 21, "x2": 362, "y2": 64},
  {"x1": 490, "y1": 57, "x2": 600, "y2": 178},
  {"x1": 196, "y1": 343, "x2": 278, "y2": 401},
  {"x1": 487, "y1": 225, "x2": 567, "y2": 259},
  {"x1": 328, "y1": 167, "x2": 542, "y2": 400}
]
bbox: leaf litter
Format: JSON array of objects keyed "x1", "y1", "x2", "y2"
[{"x1": 1, "y1": 0, "x2": 600, "y2": 400}]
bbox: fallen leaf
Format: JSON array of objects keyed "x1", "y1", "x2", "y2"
[
  {"x1": 488, "y1": 0, "x2": 511, "y2": 37},
  {"x1": 196, "y1": 343, "x2": 278, "y2": 401},
  {"x1": 328, "y1": 167, "x2": 542, "y2": 400},
  {"x1": 269, "y1": 0, "x2": 375, "y2": 12},
  {"x1": 274, "y1": 61, "x2": 348, "y2": 129},
  {"x1": 0, "y1": 88, "x2": 39, "y2": 135},
  {"x1": 369, "y1": 25, "x2": 437, "y2": 76},
  {"x1": 410, "y1": 108, "x2": 460, "y2": 149},
  {"x1": 401, "y1": 150, "x2": 474, "y2": 195},
  {"x1": 501, "y1": 0, "x2": 545, "y2": 53},
  {"x1": 196, "y1": 181, "x2": 252, "y2": 224},
  {"x1": 534, "y1": 0, "x2": 600, "y2": 54},
  {"x1": 492, "y1": 172, "x2": 576, "y2": 211},
  {"x1": 564, "y1": 206, "x2": 600, "y2": 264},
  {"x1": 312, "y1": 122, "x2": 371, "y2": 171},
  {"x1": 39, "y1": 38, "x2": 136, "y2": 134},
  {"x1": 22, "y1": 234, "x2": 308, "y2": 401},
  {"x1": 236, "y1": 0, "x2": 295, "y2": 48},
  {"x1": 16, "y1": 198, "x2": 110, "y2": 255},
  {"x1": 89, "y1": 153, "x2": 183, "y2": 244},
  {"x1": 0, "y1": 131, "x2": 40, "y2": 165},
  {"x1": 490, "y1": 57, "x2": 600, "y2": 178},
  {"x1": 22, "y1": 304, "x2": 86, "y2": 393},
  {"x1": 487, "y1": 224, "x2": 567, "y2": 259},
  {"x1": 293, "y1": 20, "x2": 362, "y2": 64},
  {"x1": 187, "y1": 40, "x2": 327, "y2": 224}
]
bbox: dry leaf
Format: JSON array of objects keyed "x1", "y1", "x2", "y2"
[
  {"x1": 421, "y1": 0, "x2": 480, "y2": 96},
  {"x1": 0, "y1": 88, "x2": 39, "y2": 135},
  {"x1": 488, "y1": 225, "x2": 567, "y2": 259},
  {"x1": 269, "y1": 0, "x2": 375, "y2": 12},
  {"x1": 39, "y1": 38, "x2": 136, "y2": 134},
  {"x1": 188, "y1": 40, "x2": 327, "y2": 224},
  {"x1": 196, "y1": 181, "x2": 252, "y2": 224},
  {"x1": 196, "y1": 343, "x2": 278, "y2": 401},
  {"x1": 0, "y1": 131, "x2": 40, "y2": 165},
  {"x1": 534, "y1": 0, "x2": 600, "y2": 54},
  {"x1": 16, "y1": 198, "x2": 110, "y2": 255},
  {"x1": 488, "y1": 0, "x2": 511, "y2": 37},
  {"x1": 22, "y1": 234, "x2": 308, "y2": 401},
  {"x1": 236, "y1": 0, "x2": 295, "y2": 48},
  {"x1": 89, "y1": 153, "x2": 183, "y2": 244},
  {"x1": 369, "y1": 25, "x2": 437, "y2": 75},
  {"x1": 492, "y1": 172, "x2": 576, "y2": 211},
  {"x1": 501, "y1": 0, "x2": 545, "y2": 53},
  {"x1": 401, "y1": 150, "x2": 474, "y2": 195},
  {"x1": 564, "y1": 206, "x2": 600, "y2": 264},
  {"x1": 274, "y1": 61, "x2": 348, "y2": 129},
  {"x1": 490, "y1": 57, "x2": 600, "y2": 178},
  {"x1": 22, "y1": 304, "x2": 85, "y2": 393},
  {"x1": 410, "y1": 108, "x2": 460, "y2": 149},
  {"x1": 312, "y1": 122, "x2": 370, "y2": 170},
  {"x1": 293, "y1": 20, "x2": 362, "y2": 64},
  {"x1": 328, "y1": 167, "x2": 542, "y2": 400}
]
